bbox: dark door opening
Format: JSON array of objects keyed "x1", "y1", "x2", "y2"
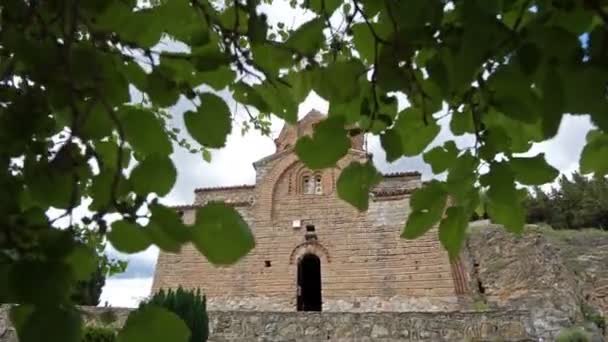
[{"x1": 297, "y1": 254, "x2": 322, "y2": 311}]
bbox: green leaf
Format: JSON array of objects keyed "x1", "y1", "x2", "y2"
[
  {"x1": 336, "y1": 161, "x2": 382, "y2": 211},
  {"x1": 25, "y1": 161, "x2": 74, "y2": 209},
  {"x1": 314, "y1": 61, "x2": 365, "y2": 103},
  {"x1": 191, "y1": 45, "x2": 231, "y2": 72},
  {"x1": 351, "y1": 23, "x2": 374, "y2": 64},
  {"x1": 130, "y1": 154, "x2": 176, "y2": 196},
  {"x1": 402, "y1": 181, "x2": 447, "y2": 239},
  {"x1": 423, "y1": 141, "x2": 458, "y2": 174},
  {"x1": 9, "y1": 260, "x2": 73, "y2": 305},
  {"x1": 450, "y1": 109, "x2": 475, "y2": 136},
  {"x1": 121, "y1": 106, "x2": 173, "y2": 157},
  {"x1": 438, "y1": 206, "x2": 468, "y2": 259},
  {"x1": 219, "y1": 6, "x2": 249, "y2": 33},
  {"x1": 306, "y1": 0, "x2": 341, "y2": 14},
  {"x1": 284, "y1": 69, "x2": 316, "y2": 103},
  {"x1": 481, "y1": 162, "x2": 525, "y2": 233},
  {"x1": 445, "y1": 152, "x2": 478, "y2": 203},
  {"x1": 107, "y1": 221, "x2": 152, "y2": 254},
  {"x1": 295, "y1": 116, "x2": 350, "y2": 169},
  {"x1": 510, "y1": 154, "x2": 558, "y2": 185},
  {"x1": 380, "y1": 129, "x2": 403, "y2": 162},
  {"x1": 202, "y1": 149, "x2": 212, "y2": 162},
  {"x1": 252, "y1": 43, "x2": 292, "y2": 74},
  {"x1": 147, "y1": 204, "x2": 191, "y2": 252},
  {"x1": 580, "y1": 130, "x2": 608, "y2": 176},
  {"x1": 89, "y1": 168, "x2": 130, "y2": 211},
  {"x1": 540, "y1": 68, "x2": 565, "y2": 138},
  {"x1": 195, "y1": 66, "x2": 235, "y2": 91},
  {"x1": 95, "y1": 140, "x2": 131, "y2": 170},
  {"x1": 184, "y1": 93, "x2": 232, "y2": 148},
  {"x1": 14, "y1": 306, "x2": 82, "y2": 342},
  {"x1": 190, "y1": 202, "x2": 255, "y2": 265},
  {"x1": 80, "y1": 103, "x2": 113, "y2": 140},
  {"x1": 285, "y1": 18, "x2": 324, "y2": 56},
  {"x1": 64, "y1": 244, "x2": 97, "y2": 281},
  {"x1": 232, "y1": 82, "x2": 271, "y2": 113},
  {"x1": 146, "y1": 68, "x2": 180, "y2": 107},
  {"x1": 487, "y1": 65, "x2": 540, "y2": 124},
  {"x1": 388, "y1": 107, "x2": 440, "y2": 157},
  {"x1": 254, "y1": 81, "x2": 298, "y2": 123},
  {"x1": 118, "y1": 306, "x2": 190, "y2": 342}
]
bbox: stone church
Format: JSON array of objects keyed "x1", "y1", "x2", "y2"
[{"x1": 152, "y1": 110, "x2": 469, "y2": 312}]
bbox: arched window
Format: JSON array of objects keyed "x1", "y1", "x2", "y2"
[
  {"x1": 302, "y1": 176, "x2": 313, "y2": 194},
  {"x1": 314, "y1": 175, "x2": 322, "y2": 194},
  {"x1": 302, "y1": 174, "x2": 322, "y2": 195}
]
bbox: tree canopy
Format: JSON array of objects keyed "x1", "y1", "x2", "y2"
[
  {"x1": 526, "y1": 173, "x2": 608, "y2": 230},
  {"x1": 1, "y1": 0, "x2": 607, "y2": 340}
]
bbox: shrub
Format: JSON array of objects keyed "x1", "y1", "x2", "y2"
[
  {"x1": 555, "y1": 327, "x2": 590, "y2": 342},
  {"x1": 581, "y1": 302, "x2": 606, "y2": 334},
  {"x1": 141, "y1": 287, "x2": 208, "y2": 342},
  {"x1": 81, "y1": 326, "x2": 116, "y2": 342}
]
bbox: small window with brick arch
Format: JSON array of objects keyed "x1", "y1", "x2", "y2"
[
  {"x1": 302, "y1": 176, "x2": 313, "y2": 194},
  {"x1": 314, "y1": 175, "x2": 322, "y2": 194}
]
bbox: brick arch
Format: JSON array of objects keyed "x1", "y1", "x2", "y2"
[
  {"x1": 289, "y1": 241, "x2": 331, "y2": 264},
  {"x1": 255, "y1": 150, "x2": 369, "y2": 221},
  {"x1": 255, "y1": 153, "x2": 299, "y2": 221}
]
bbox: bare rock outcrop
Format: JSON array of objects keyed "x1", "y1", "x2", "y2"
[{"x1": 466, "y1": 223, "x2": 607, "y2": 340}]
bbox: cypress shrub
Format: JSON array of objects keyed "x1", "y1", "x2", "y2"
[
  {"x1": 81, "y1": 326, "x2": 116, "y2": 342},
  {"x1": 141, "y1": 287, "x2": 208, "y2": 342}
]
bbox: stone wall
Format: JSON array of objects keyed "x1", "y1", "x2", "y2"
[
  {"x1": 0, "y1": 305, "x2": 538, "y2": 342},
  {"x1": 207, "y1": 310, "x2": 537, "y2": 342}
]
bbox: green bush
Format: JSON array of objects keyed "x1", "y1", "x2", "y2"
[
  {"x1": 141, "y1": 287, "x2": 208, "y2": 342},
  {"x1": 556, "y1": 327, "x2": 590, "y2": 342},
  {"x1": 81, "y1": 326, "x2": 116, "y2": 342}
]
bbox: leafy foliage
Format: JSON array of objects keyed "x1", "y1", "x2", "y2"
[
  {"x1": 141, "y1": 287, "x2": 208, "y2": 342},
  {"x1": 2, "y1": 0, "x2": 608, "y2": 340},
  {"x1": 525, "y1": 174, "x2": 608, "y2": 230},
  {"x1": 117, "y1": 306, "x2": 190, "y2": 342},
  {"x1": 71, "y1": 225, "x2": 127, "y2": 306}
]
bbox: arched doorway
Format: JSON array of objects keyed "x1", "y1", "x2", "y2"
[{"x1": 297, "y1": 254, "x2": 322, "y2": 311}]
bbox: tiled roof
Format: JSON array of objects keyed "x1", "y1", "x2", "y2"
[
  {"x1": 169, "y1": 204, "x2": 201, "y2": 210},
  {"x1": 194, "y1": 184, "x2": 255, "y2": 193},
  {"x1": 382, "y1": 171, "x2": 421, "y2": 178},
  {"x1": 371, "y1": 188, "x2": 416, "y2": 197}
]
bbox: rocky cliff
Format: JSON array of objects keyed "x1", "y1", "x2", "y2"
[{"x1": 465, "y1": 222, "x2": 608, "y2": 341}]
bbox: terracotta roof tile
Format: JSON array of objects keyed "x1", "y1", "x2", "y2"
[
  {"x1": 371, "y1": 188, "x2": 416, "y2": 197},
  {"x1": 382, "y1": 171, "x2": 421, "y2": 178},
  {"x1": 194, "y1": 184, "x2": 255, "y2": 193}
]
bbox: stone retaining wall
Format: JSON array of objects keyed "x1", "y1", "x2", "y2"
[
  {"x1": 0, "y1": 305, "x2": 538, "y2": 342},
  {"x1": 208, "y1": 310, "x2": 537, "y2": 342}
]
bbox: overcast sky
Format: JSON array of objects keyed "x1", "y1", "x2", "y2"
[{"x1": 99, "y1": 1, "x2": 595, "y2": 308}]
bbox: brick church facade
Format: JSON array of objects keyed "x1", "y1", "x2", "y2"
[{"x1": 152, "y1": 110, "x2": 469, "y2": 312}]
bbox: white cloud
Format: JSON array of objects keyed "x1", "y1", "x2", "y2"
[
  {"x1": 526, "y1": 114, "x2": 593, "y2": 174},
  {"x1": 100, "y1": 277, "x2": 153, "y2": 308}
]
